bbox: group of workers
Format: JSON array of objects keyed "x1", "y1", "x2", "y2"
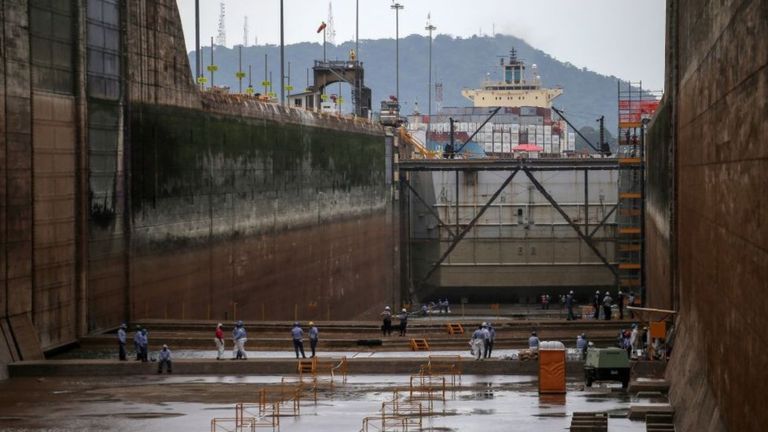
[
  {"x1": 118, "y1": 324, "x2": 149, "y2": 362},
  {"x1": 291, "y1": 321, "x2": 320, "y2": 358},
  {"x1": 469, "y1": 322, "x2": 496, "y2": 360},
  {"x1": 558, "y1": 290, "x2": 637, "y2": 321},
  {"x1": 380, "y1": 306, "x2": 410, "y2": 336},
  {"x1": 117, "y1": 321, "x2": 322, "y2": 368},
  {"x1": 619, "y1": 323, "x2": 645, "y2": 359},
  {"x1": 380, "y1": 300, "x2": 452, "y2": 337},
  {"x1": 116, "y1": 323, "x2": 171, "y2": 373}
]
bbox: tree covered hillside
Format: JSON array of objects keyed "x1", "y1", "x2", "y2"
[{"x1": 189, "y1": 34, "x2": 629, "y2": 130}]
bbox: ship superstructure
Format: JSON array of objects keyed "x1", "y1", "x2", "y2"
[{"x1": 461, "y1": 48, "x2": 563, "y2": 109}]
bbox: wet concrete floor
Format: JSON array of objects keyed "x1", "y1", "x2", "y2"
[
  {"x1": 0, "y1": 374, "x2": 650, "y2": 431},
  {"x1": 52, "y1": 348, "x2": 587, "y2": 361}
]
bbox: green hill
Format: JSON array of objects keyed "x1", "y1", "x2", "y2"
[{"x1": 189, "y1": 34, "x2": 626, "y2": 131}]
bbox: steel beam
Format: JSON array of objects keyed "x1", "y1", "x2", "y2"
[
  {"x1": 401, "y1": 178, "x2": 457, "y2": 239},
  {"x1": 523, "y1": 169, "x2": 619, "y2": 280},
  {"x1": 588, "y1": 203, "x2": 619, "y2": 239},
  {"x1": 584, "y1": 169, "x2": 589, "y2": 236},
  {"x1": 398, "y1": 158, "x2": 630, "y2": 172},
  {"x1": 455, "y1": 107, "x2": 501, "y2": 153},
  {"x1": 418, "y1": 170, "x2": 519, "y2": 285}
]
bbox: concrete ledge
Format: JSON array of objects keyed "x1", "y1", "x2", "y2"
[
  {"x1": 8, "y1": 358, "x2": 665, "y2": 377},
  {"x1": 628, "y1": 379, "x2": 670, "y2": 393},
  {"x1": 628, "y1": 404, "x2": 674, "y2": 420}
]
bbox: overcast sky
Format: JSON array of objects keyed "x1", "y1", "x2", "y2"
[{"x1": 176, "y1": 0, "x2": 666, "y2": 90}]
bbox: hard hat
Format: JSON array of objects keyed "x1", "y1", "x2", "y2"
[
  {"x1": 309, "y1": 321, "x2": 314, "y2": 326},
  {"x1": 402, "y1": 308, "x2": 407, "y2": 312},
  {"x1": 481, "y1": 322, "x2": 487, "y2": 327},
  {"x1": 385, "y1": 306, "x2": 391, "y2": 310},
  {"x1": 596, "y1": 290, "x2": 600, "y2": 294},
  {"x1": 217, "y1": 323, "x2": 222, "y2": 328},
  {"x1": 588, "y1": 341, "x2": 594, "y2": 347},
  {"x1": 237, "y1": 320, "x2": 243, "y2": 327},
  {"x1": 605, "y1": 291, "x2": 610, "y2": 295},
  {"x1": 162, "y1": 344, "x2": 168, "y2": 349},
  {"x1": 120, "y1": 323, "x2": 127, "y2": 329},
  {"x1": 294, "y1": 321, "x2": 300, "y2": 326},
  {"x1": 570, "y1": 290, "x2": 574, "y2": 295}
]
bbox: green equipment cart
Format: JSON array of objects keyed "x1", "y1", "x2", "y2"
[{"x1": 584, "y1": 347, "x2": 630, "y2": 388}]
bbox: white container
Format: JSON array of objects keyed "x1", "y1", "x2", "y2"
[{"x1": 540, "y1": 341, "x2": 566, "y2": 350}]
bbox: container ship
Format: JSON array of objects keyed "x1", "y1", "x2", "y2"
[
  {"x1": 402, "y1": 49, "x2": 618, "y2": 302},
  {"x1": 407, "y1": 49, "x2": 576, "y2": 158}
]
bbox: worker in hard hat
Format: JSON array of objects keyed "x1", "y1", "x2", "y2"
[
  {"x1": 617, "y1": 290, "x2": 625, "y2": 319},
  {"x1": 470, "y1": 324, "x2": 486, "y2": 360},
  {"x1": 528, "y1": 331, "x2": 540, "y2": 352},
  {"x1": 308, "y1": 322, "x2": 319, "y2": 358},
  {"x1": 576, "y1": 333, "x2": 588, "y2": 360},
  {"x1": 117, "y1": 323, "x2": 127, "y2": 361},
  {"x1": 214, "y1": 323, "x2": 225, "y2": 360},
  {"x1": 602, "y1": 291, "x2": 613, "y2": 321},
  {"x1": 593, "y1": 290, "x2": 601, "y2": 320},
  {"x1": 138, "y1": 328, "x2": 149, "y2": 362},
  {"x1": 566, "y1": 290, "x2": 576, "y2": 321},
  {"x1": 232, "y1": 321, "x2": 247, "y2": 360},
  {"x1": 291, "y1": 322, "x2": 306, "y2": 359},
  {"x1": 484, "y1": 322, "x2": 496, "y2": 358},
  {"x1": 398, "y1": 308, "x2": 409, "y2": 336},
  {"x1": 380, "y1": 306, "x2": 393, "y2": 336},
  {"x1": 133, "y1": 325, "x2": 143, "y2": 361},
  {"x1": 157, "y1": 344, "x2": 172, "y2": 374}
]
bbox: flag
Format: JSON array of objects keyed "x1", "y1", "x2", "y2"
[{"x1": 317, "y1": 22, "x2": 327, "y2": 33}]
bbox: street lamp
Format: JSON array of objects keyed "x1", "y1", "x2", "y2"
[
  {"x1": 195, "y1": 0, "x2": 200, "y2": 81},
  {"x1": 391, "y1": 2, "x2": 404, "y2": 102},
  {"x1": 425, "y1": 14, "x2": 436, "y2": 138},
  {"x1": 280, "y1": 0, "x2": 285, "y2": 105}
]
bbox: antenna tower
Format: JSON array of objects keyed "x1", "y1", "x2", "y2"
[
  {"x1": 326, "y1": 2, "x2": 336, "y2": 45},
  {"x1": 243, "y1": 16, "x2": 249, "y2": 47},
  {"x1": 435, "y1": 82, "x2": 444, "y2": 112},
  {"x1": 216, "y1": 2, "x2": 226, "y2": 46}
]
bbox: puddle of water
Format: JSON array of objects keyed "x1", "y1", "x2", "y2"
[{"x1": 0, "y1": 374, "x2": 649, "y2": 432}]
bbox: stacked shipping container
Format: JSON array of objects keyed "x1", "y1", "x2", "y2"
[{"x1": 421, "y1": 106, "x2": 574, "y2": 157}]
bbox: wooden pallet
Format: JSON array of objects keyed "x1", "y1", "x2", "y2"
[
  {"x1": 446, "y1": 323, "x2": 464, "y2": 335},
  {"x1": 297, "y1": 358, "x2": 315, "y2": 376},
  {"x1": 409, "y1": 338, "x2": 430, "y2": 351}
]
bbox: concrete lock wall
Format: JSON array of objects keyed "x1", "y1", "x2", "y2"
[
  {"x1": 646, "y1": 0, "x2": 768, "y2": 431},
  {"x1": 1, "y1": 0, "x2": 397, "y2": 375}
]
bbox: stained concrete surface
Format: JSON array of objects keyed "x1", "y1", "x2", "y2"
[{"x1": 0, "y1": 374, "x2": 647, "y2": 431}]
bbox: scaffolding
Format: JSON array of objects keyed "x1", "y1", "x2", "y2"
[
  {"x1": 296, "y1": 356, "x2": 349, "y2": 383},
  {"x1": 419, "y1": 355, "x2": 463, "y2": 386},
  {"x1": 617, "y1": 81, "x2": 661, "y2": 300},
  {"x1": 209, "y1": 367, "x2": 353, "y2": 431}
]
